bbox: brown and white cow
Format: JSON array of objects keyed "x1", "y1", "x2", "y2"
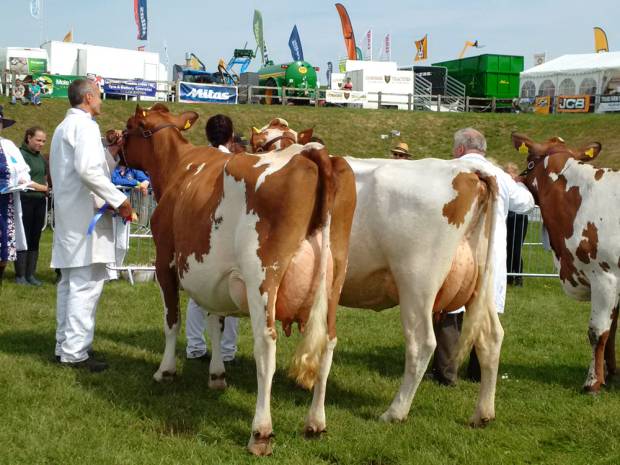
[
  {"x1": 122, "y1": 104, "x2": 356, "y2": 455},
  {"x1": 250, "y1": 121, "x2": 503, "y2": 427},
  {"x1": 512, "y1": 132, "x2": 619, "y2": 392}
]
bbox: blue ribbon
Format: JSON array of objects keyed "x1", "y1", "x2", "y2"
[{"x1": 87, "y1": 202, "x2": 110, "y2": 235}]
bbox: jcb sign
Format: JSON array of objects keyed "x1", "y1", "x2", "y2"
[{"x1": 557, "y1": 95, "x2": 591, "y2": 113}]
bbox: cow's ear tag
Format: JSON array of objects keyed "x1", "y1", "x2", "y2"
[
  {"x1": 184, "y1": 120, "x2": 191, "y2": 130},
  {"x1": 142, "y1": 111, "x2": 147, "y2": 117},
  {"x1": 585, "y1": 148, "x2": 594, "y2": 158},
  {"x1": 518, "y1": 142, "x2": 529, "y2": 155},
  {"x1": 252, "y1": 127, "x2": 261, "y2": 134}
]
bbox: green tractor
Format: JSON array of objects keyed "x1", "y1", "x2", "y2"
[{"x1": 257, "y1": 60, "x2": 319, "y2": 104}]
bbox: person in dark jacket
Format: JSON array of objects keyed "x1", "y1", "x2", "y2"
[{"x1": 15, "y1": 126, "x2": 49, "y2": 285}]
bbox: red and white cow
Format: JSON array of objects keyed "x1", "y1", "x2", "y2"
[
  {"x1": 122, "y1": 105, "x2": 356, "y2": 455},
  {"x1": 512, "y1": 132, "x2": 620, "y2": 392},
  {"x1": 251, "y1": 120, "x2": 503, "y2": 427}
]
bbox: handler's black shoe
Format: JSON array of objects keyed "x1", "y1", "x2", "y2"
[
  {"x1": 62, "y1": 358, "x2": 108, "y2": 373},
  {"x1": 186, "y1": 352, "x2": 210, "y2": 362}
]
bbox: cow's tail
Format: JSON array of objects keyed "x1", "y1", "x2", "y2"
[
  {"x1": 289, "y1": 146, "x2": 335, "y2": 390},
  {"x1": 456, "y1": 170, "x2": 501, "y2": 366}
]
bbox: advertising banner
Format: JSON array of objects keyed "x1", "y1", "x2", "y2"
[
  {"x1": 534, "y1": 96, "x2": 551, "y2": 114},
  {"x1": 597, "y1": 95, "x2": 620, "y2": 113},
  {"x1": 134, "y1": 0, "x2": 148, "y2": 40},
  {"x1": 9, "y1": 57, "x2": 47, "y2": 74},
  {"x1": 179, "y1": 82, "x2": 238, "y2": 104},
  {"x1": 325, "y1": 89, "x2": 367, "y2": 104},
  {"x1": 32, "y1": 73, "x2": 81, "y2": 98},
  {"x1": 556, "y1": 95, "x2": 591, "y2": 113},
  {"x1": 288, "y1": 25, "x2": 304, "y2": 62},
  {"x1": 102, "y1": 78, "x2": 157, "y2": 97}
]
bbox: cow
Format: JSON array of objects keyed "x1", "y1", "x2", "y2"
[
  {"x1": 511, "y1": 132, "x2": 619, "y2": 393},
  {"x1": 122, "y1": 104, "x2": 356, "y2": 455},
  {"x1": 250, "y1": 120, "x2": 503, "y2": 427}
]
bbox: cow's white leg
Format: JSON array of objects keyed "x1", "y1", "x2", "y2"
[
  {"x1": 470, "y1": 309, "x2": 503, "y2": 426},
  {"x1": 154, "y1": 281, "x2": 180, "y2": 382},
  {"x1": 305, "y1": 336, "x2": 337, "y2": 437},
  {"x1": 207, "y1": 313, "x2": 227, "y2": 390},
  {"x1": 584, "y1": 277, "x2": 618, "y2": 393},
  {"x1": 246, "y1": 289, "x2": 276, "y2": 456},
  {"x1": 380, "y1": 290, "x2": 435, "y2": 423}
]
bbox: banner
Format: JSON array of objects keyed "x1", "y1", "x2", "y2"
[
  {"x1": 9, "y1": 57, "x2": 47, "y2": 74},
  {"x1": 30, "y1": 0, "x2": 41, "y2": 19},
  {"x1": 134, "y1": 0, "x2": 148, "y2": 40},
  {"x1": 556, "y1": 95, "x2": 591, "y2": 113},
  {"x1": 335, "y1": 3, "x2": 357, "y2": 60},
  {"x1": 325, "y1": 89, "x2": 367, "y2": 104},
  {"x1": 415, "y1": 35, "x2": 428, "y2": 62},
  {"x1": 594, "y1": 27, "x2": 609, "y2": 53},
  {"x1": 63, "y1": 30, "x2": 73, "y2": 43},
  {"x1": 102, "y1": 78, "x2": 157, "y2": 97},
  {"x1": 598, "y1": 95, "x2": 620, "y2": 112},
  {"x1": 326, "y1": 61, "x2": 333, "y2": 86},
  {"x1": 383, "y1": 34, "x2": 391, "y2": 61},
  {"x1": 253, "y1": 10, "x2": 269, "y2": 65},
  {"x1": 179, "y1": 82, "x2": 238, "y2": 104},
  {"x1": 533, "y1": 53, "x2": 546, "y2": 66},
  {"x1": 365, "y1": 30, "x2": 372, "y2": 61},
  {"x1": 288, "y1": 25, "x2": 304, "y2": 62},
  {"x1": 32, "y1": 73, "x2": 81, "y2": 98},
  {"x1": 534, "y1": 96, "x2": 551, "y2": 114}
]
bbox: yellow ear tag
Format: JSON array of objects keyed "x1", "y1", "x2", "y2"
[
  {"x1": 518, "y1": 142, "x2": 529, "y2": 155},
  {"x1": 252, "y1": 127, "x2": 261, "y2": 134},
  {"x1": 184, "y1": 120, "x2": 191, "y2": 129},
  {"x1": 585, "y1": 148, "x2": 594, "y2": 158},
  {"x1": 142, "y1": 111, "x2": 146, "y2": 117}
]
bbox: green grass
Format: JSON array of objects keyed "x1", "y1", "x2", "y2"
[
  {"x1": 2, "y1": 96, "x2": 620, "y2": 169},
  {"x1": 1, "y1": 231, "x2": 620, "y2": 464}
]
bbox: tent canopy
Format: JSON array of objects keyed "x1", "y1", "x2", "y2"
[{"x1": 522, "y1": 52, "x2": 620, "y2": 78}]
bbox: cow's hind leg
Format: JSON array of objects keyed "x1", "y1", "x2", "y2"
[
  {"x1": 154, "y1": 256, "x2": 180, "y2": 382},
  {"x1": 380, "y1": 289, "x2": 436, "y2": 423},
  {"x1": 604, "y1": 306, "x2": 618, "y2": 381},
  {"x1": 207, "y1": 314, "x2": 227, "y2": 390},
  {"x1": 305, "y1": 337, "x2": 337, "y2": 437},
  {"x1": 583, "y1": 279, "x2": 618, "y2": 393}
]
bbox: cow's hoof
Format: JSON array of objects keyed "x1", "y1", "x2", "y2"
[
  {"x1": 153, "y1": 370, "x2": 176, "y2": 383},
  {"x1": 209, "y1": 373, "x2": 227, "y2": 390},
  {"x1": 379, "y1": 410, "x2": 407, "y2": 423},
  {"x1": 247, "y1": 432, "x2": 274, "y2": 456},
  {"x1": 469, "y1": 415, "x2": 493, "y2": 428},
  {"x1": 304, "y1": 424, "x2": 326, "y2": 439},
  {"x1": 583, "y1": 383, "x2": 603, "y2": 395}
]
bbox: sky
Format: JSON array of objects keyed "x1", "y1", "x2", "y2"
[{"x1": 3, "y1": 0, "x2": 619, "y2": 77}]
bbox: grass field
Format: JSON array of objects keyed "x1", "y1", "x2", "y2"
[{"x1": 2, "y1": 98, "x2": 620, "y2": 464}]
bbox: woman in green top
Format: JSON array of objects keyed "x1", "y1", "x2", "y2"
[{"x1": 16, "y1": 127, "x2": 49, "y2": 285}]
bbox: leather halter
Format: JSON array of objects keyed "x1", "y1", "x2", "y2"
[
  {"x1": 255, "y1": 133, "x2": 297, "y2": 153},
  {"x1": 519, "y1": 155, "x2": 547, "y2": 177},
  {"x1": 123, "y1": 123, "x2": 179, "y2": 139}
]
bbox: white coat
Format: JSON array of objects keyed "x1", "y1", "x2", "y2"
[
  {"x1": 459, "y1": 152, "x2": 535, "y2": 312},
  {"x1": 0, "y1": 137, "x2": 31, "y2": 252},
  {"x1": 49, "y1": 108, "x2": 127, "y2": 268}
]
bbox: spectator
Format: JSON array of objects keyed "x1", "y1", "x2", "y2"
[
  {"x1": 50, "y1": 79, "x2": 132, "y2": 372},
  {"x1": 29, "y1": 81, "x2": 42, "y2": 106},
  {"x1": 390, "y1": 142, "x2": 411, "y2": 160},
  {"x1": 15, "y1": 127, "x2": 50, "y2": 285},
  {"x1": 186, "y1": 114, "x2": 239, "y2": 363},
  {"x1": 342, "y1": 77, "x2": 353, "y2": 91},
  {"x1": 11, "y1": 79, "x2": 28, "y2": 105}
]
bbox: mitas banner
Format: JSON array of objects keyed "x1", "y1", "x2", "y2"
[
  {"x1": 102, "y1": 78, "x2": 157, "y2": 97},
  {"x1": 178, "y1": 82, "x2": 238, "y2": 104}
]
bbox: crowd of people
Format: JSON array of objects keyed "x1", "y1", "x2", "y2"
[{"x1": 0, "y1": 80, "x2": 536, "y2": 377}]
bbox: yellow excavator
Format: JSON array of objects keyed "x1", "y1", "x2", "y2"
[{"x1": 458, "y1": 40, "x2": 483, "y2": 59}]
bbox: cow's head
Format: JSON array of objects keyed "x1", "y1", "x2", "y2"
[
  {"x1": 511, "y1": 132, "x2": 602, "y2": 200},
  {"x1": 123, "y1": 103, "x2": 199, "y2": 171},
  {"x1": 249, "y1": 117, "x2": 313, "y2": 153}
]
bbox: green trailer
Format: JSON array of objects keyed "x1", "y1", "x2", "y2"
[
  {"x1": 432, "y1": 54, "x2": 524, "y2": 100},
  {"x1": 257, "y1": 60, "x2": 318, "y2": 104}
]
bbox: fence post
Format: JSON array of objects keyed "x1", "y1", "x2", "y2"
[
  {"x1": 282, "y1": 86, "x2": 287, "y2": 105},
  {"x1": 248, "y1": 85, "x2": 253, "y2": 104},
  {"x1": 437, "y1": 94, "x2": 442, "y2": 112},
  {"x1": 315, "y1": 89, "x2": 320, "y2": 107},
  {"x1": 491, "y1": 97, "x2": 496, "y2": 113},
  {"x1": 377, "y1": 91, "x2": 382, "y2": 109},
  {"x1": 465, "y1": 96, "x2": 470, "y2": 112},
  {"x1": 175, "y1": 81, "x2": 180, "y2": 103},
  {"x1": 408, "y1": 93, "x2": 412, "y2": 111}
]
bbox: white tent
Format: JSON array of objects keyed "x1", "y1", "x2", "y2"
[{"x1": 519, "y1": 51, "x2": 620, "y2": 98}]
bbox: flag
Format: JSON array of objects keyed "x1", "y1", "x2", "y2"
[
  {"x1": 383, "y1": 33, "x2": 391, "y2": 61},
  {"x1": 415, "y1": 35, "x2": 427, "y2": 61},
  {"x1": 137, "y1": 45, "x2": 145, "y2": 51},
  {"x1": 335, "y1": 3, "x2": 357, "y2": 60},
  {"x1": 63, "y1": 30, "x2": 73, "y2": 43},
  {"x1": 253, "y1": 10, "x2": 269, "y2": 65},
  {"x1": 134, "y1": 0, "x2": 148, "y2": 41},
  {"x1": 30, "y1": 0, "x2": 41, "y2": 19},
  {"x1": 188, "y1": 53, "x2": 205, "y2": 71},
  {"x1": 594, "y1": 27, "x2": 609, "y2": 53},
  {"x1": 365, "y1": 29, "x2": 372, "y2": 61},
  {"x1": 288, "y1": 25, "x2": 304, "y2": 61},
  {"x1": 533, "y1": 53, "x2": 546, "y2": 66},
  {"x1": 326, "y1": 61, "x2": 333, "y2": 86}
]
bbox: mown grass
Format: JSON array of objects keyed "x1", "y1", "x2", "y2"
[
  {"x1": 2, "y1": 231, "x2": 620, "y2": 464},
  {"x1": 1, "y1": 96, "x2": 620, "y2": 169}
]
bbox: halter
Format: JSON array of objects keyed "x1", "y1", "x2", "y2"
[
  {"x1": 123, "y1": 123, "x2": 179, "y2": 139},
  {"x1": 255, "y1": 134, "x2": 297, "y2": 153},
  {"x1": 519, "y1": 155, "x2": 547, "y2": 177}
]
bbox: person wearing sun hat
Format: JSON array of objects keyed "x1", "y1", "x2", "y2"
[{"x1": 390, "y1": 142, "x2": 411, "y2": 159}]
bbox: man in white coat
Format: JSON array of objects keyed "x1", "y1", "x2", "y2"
[
  {"x1": 429, "y1": 127, "x2": 535, "y2": 385},
  {"x1": 50, "y1": 79, "x2": 132, "y2": 372}
]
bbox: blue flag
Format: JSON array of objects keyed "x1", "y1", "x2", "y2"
[
  {"x1": 134, "y1": 0, "x2": 148, "y2": 40},
  {"x1": 288, "y1": 25, "x2": 304, "y2": 62}
]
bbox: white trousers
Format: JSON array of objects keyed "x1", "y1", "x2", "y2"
[
  {"x1": 108, "y1": 218, "x2": 130, "y2": 280},
  {"x1": 55, "y1": 263, "x2": 108, "y2": 363},
  {"x1": 186, "y1": 298, "x2": 239, "y2": 361}
]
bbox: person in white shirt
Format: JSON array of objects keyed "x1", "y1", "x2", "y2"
[
  {"x1": 50, "y1": 79, "x2": 132, "y2": 372},
  {"x1": 185, "y1": 114, "x2": 239, "y2": 363},
  {"x1": 429, "y1": 127, "x2": 535, "y2": 385}
]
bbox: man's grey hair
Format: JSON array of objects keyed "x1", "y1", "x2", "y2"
[
  {"x1": 453, "y1": 128, "x2": 487, "y2": 153},
  {"x1": 68, "y1": 78, "x2": 96, "y2": 107}
]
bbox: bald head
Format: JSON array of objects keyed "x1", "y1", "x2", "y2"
[{"x1": 453, "y1": 128, "x2": 487, "y2": 159}]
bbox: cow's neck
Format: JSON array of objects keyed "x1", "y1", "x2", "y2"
[{"x1": 145, "y1": 133, "x2": 193, "y2": 200}]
